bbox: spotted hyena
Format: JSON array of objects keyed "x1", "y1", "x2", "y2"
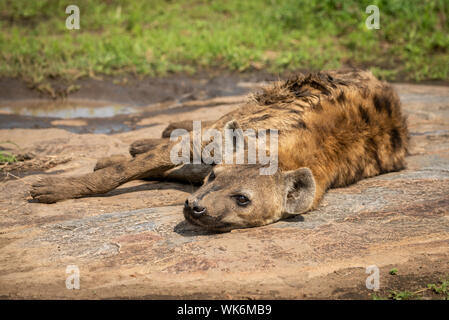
[{"x1": 31, "y1": 69, "x2": 409, "y2": 231}]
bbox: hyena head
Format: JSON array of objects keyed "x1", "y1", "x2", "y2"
[{"x1": 183, "y1": 164, "x2": 316, "y2": 232}]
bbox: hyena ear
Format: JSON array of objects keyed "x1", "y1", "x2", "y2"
[
  {"x1": 282, "y1": 167, "x2": 316, "y2": 215},
  {"x1": 224, "y1": 119, "x2": 241, "y2": 131},
  {"x1": 224, "y1": 119, "x2": 246, "y2": 154}
]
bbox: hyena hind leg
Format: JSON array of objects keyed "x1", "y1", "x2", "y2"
[
  {"x1": 129, "y1": 120, "x2": 214, "y2": 156},
  {"x1": 129, "y1": 138, "x2": 167, "y2": 157},
  {"x1": 95, "y1": 136, "x2": 168, "y2": 170},
  {"x1": 161, "y1": 120, "x2": 214, "y2": 137},
  {"x1": 94, "y1": 154, "x2": 130, "y2": 171}
]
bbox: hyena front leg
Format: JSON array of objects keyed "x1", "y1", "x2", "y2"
[
  {"x1": 94, "y1": 137, "x2": 167, "y2": 170},
  {"x1": 31, "y1": 143, "x2": 178, "y2": 203},
  {"x1": 95, "y1": 156, "x2": 212, "y2": 185}
]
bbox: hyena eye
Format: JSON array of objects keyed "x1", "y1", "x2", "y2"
[{"x1": 232, "y1": 195, "x2": 250, "y2": 206}]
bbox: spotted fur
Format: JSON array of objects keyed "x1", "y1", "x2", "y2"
[{"x1": 200, "y1": 69, "x2": 409, "y2": 209}]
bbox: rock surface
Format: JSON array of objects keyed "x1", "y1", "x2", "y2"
[{"x1": 0, "y1": 83, "x2": 448, "y2": 299}]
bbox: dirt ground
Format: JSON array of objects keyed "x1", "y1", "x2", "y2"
[{"x1": 0, "y1": 77, "x2": 448, "y2": 299}]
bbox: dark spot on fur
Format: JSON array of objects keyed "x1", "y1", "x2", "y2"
[
  {"x1": 327, "y1": 97, "x2": 336, "y2": 105},
  {"x1": 288, "y1": 108, "x2": 303, "y2": 115},
  {"x1": 337, "y1": 91, "x2": 346, "y2": 103},
  {"x1": 390, "y1": 128, "x2": 402, "y2": 151},
  {"x1": 353, "y1": 164, "x2": 366, "y2": 183},
  {"x1": 358, "y1": 105, "x2": 370, "y2": 124},
  {"x1": 367, "y1": 138, "x2": 382, "y2": 171},
  {"x1": 250, "y1": 114, "x2": 271, "y2": 122},
  {"x1": 373, "y1": 94, "x2": 392, "y2": 116},
  {"x1": 295, "y1": 90, "x2": 313, "y2": 98},
  {"x1": 145, "y1": 153, "x2": 155, "y2": 160},
  {"x1": 270, "y1": 105, "x2": 286, "y2": 110},
  {"x1": 252, "y1": 108, "x2": 270, "y2": 114},
  {"x1": 336, "y1": 111, "x2": 349, "y2": 124},
  {"x1": 309, "y1": 80, "x2": 330, "y2": 95},
  {"x1": 313, "y1": 101, "x2": 323, "y2": 111},
  {"x1": 361, "y1": 88, "x2": 369, "y2": 99},
  {"x1": 294, "y1": 120, "x2": 307, "y2": 129}
]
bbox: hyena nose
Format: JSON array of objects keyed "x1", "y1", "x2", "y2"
[
  {"x1": 192, "y1": 205, "x2": 207, "y2": 217},
  {"x1": 185, "y1": 199, "x2": 207, "y2": 217}
]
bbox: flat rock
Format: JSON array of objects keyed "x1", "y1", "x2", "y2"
[{"x1": 0, "y1": 84, "x2": 448, "y2": 299}]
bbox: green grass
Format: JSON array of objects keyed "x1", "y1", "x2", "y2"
[
  {"x1": 0, "y1": 151, "x2": 16, "y2": 164},
  {"x1": 389, "y1": 268, "x2": 398, "y2": 275},
  {"x1": 428, "y1": 277, "x2": 449, "y2": 299},
  {"x1": 372, "y1": 276, "x2": 449, "y2": 300},
  {"x1": 0, "y1": 0, "x2": 448, "y2": 89},
  {"x1": 388, "y1": 290, "x2": 418, "y2": 300},
  {"x1": 0, "y1": 142, "x2": 19, "y2": 164}
]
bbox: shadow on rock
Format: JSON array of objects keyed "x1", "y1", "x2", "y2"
[
  {"x1": 282, "y1": 215, "x2": 305, "y2": 223},
  {"x1": 173, "y1": 220, "x2": 223, "y2": 237},
  {"x1": 99, "y1": 181, "x2": 194, "y2": 197}
]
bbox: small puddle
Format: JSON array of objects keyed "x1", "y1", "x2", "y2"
[
  {"x1": 0, "y1": 78, "x2": 262, "y2": 120},
  {"x1": 0, "y1": 99, "x2": 138, "y2": 119},
  {"x1": 0, "y1": 81, "x2": 257, "y2": 134},
  {"x1": 0, "y1": 99, "x2": 146, "y2": 134}
]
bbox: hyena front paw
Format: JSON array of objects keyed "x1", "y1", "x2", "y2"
[{"x1": 30, "y1": 177, "x2": 84, "y2": 203}]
